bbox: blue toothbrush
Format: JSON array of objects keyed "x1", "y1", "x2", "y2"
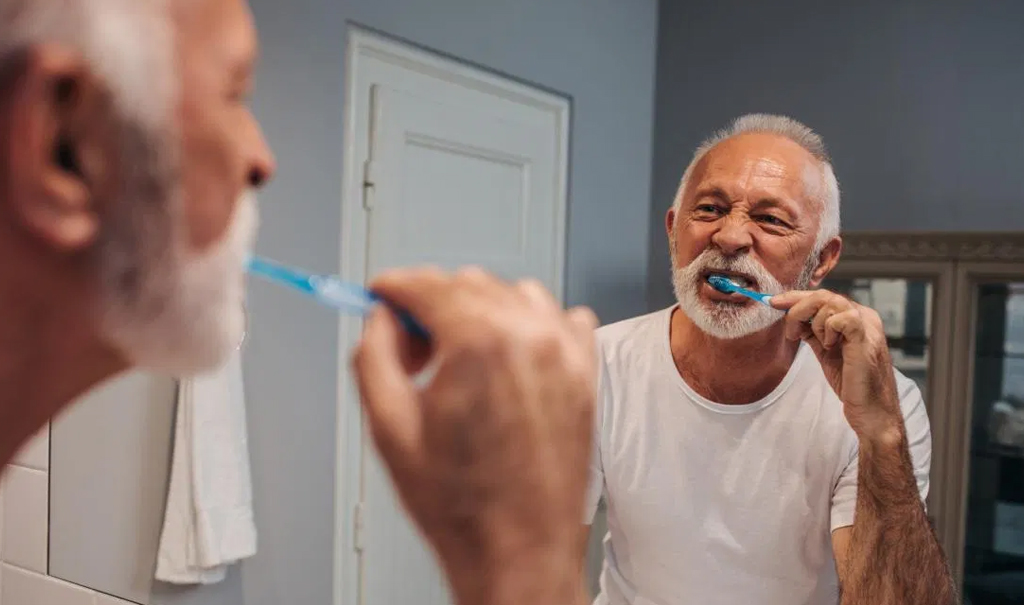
[
  {"x1": 706, "y1": 274, "x2": 776, "y2": 307},
  {"x1": 246, "y1": 255, "x2": 430, "y2": 341}
]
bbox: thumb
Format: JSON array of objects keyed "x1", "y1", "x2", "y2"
[{"x1": 352, "y1": 306, "x2": 422, "y2": 465}]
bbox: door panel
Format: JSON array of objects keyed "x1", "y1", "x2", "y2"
[
  {"x1": 353, "y1": 40, "x2": 569, "y2": 605},
  {"x1": 367, "y1": 84, "x2": 558, "y2": 282}
]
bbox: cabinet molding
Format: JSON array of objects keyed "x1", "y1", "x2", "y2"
[{"x1": 840, "y1": 232, "x2": 1024, "y2": 262}]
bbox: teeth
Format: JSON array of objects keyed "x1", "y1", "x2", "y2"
[{"x1": 709, "y1": 273, "x2": 751, "y2": 288}]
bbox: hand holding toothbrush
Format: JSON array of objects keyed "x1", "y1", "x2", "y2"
[
  {"x1": 769, "y1": 289, "x2": 904, "y2": 444},
  {"x1": 351, "y1": 266, "x2": 599, "y2": 605}
]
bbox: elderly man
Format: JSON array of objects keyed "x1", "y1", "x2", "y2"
[
  {"x1": 0, "y1": 2, "x2": 598, "y2": 605},
  {"x1": 581, "y1": 114, "x2": 955, "y2": 605}
]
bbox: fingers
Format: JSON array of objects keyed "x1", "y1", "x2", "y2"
[
  {"x1": 823, "y1": 309, "x2": 865, "y2": 349},
  {"x1": 516, "y1": 277, "x2": 560, "y2": 311},
  {"x1": 352, "y1": 306, "x2": 422, "y2": 465},
  {"x1": 767, "y1": 290, "x2": 804, "y2": 311},
  {"x1": 566, "y1": 305, "x2": 600, "y2": 335},
  {"x1": 369, "y1": 266, "x2": 512, "y2": 335},
  {"x1": 774, "y1": 289, "x2": 871, "y2": 350},
  {"x1": 367, "y1": 266, "x2": 452, "y2": 329}
]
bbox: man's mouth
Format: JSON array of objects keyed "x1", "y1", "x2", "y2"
[{"x1": 700, "y1": 270, "x2": 757, "y2": 290}]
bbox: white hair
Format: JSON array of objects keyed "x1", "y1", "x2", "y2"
[
  {"x1": 672, "y1": 113, "x2": 841, "y2": 253},
  {"x1": 0, "y1": 0, "x2": 175, "y2": 129},
  {"x1": 0, "y1": 0, "x2": 257, "y2": 375}
]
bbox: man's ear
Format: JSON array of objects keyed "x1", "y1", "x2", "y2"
[
  {"x1": 808, "y1": 237, "x2": 843, "y2": 288},
  {"x1": 4, "y1": 46, "x2": 116, "y2": 252}
]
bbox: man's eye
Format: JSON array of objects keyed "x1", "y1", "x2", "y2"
[
  {"x1": 695, "y1": 204, "x2": 723, "y2": 215},
  {"x1": 757, "y1": 215, "x2": 788, "y2": 227}
]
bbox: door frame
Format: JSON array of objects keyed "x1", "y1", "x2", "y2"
[
  {"x1": 333, "y1": 26, "x2": 571, "y2": 605},
  {"x1": 830, "y1": 231, "x2": 1024, "y2": 588},
  {"x1": 946, "y1": 261, "x2": 1024, "y2": 584}
]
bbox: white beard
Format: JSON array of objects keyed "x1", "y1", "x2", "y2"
[
  {"x1": 99, "y1": 190, "x2": 259, "y2": 376},
  {"x1": 672, "y1": 245, "x2": 815, "y2": 340}
]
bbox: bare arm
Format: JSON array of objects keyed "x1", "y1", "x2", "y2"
[
  {"x1": 832, "y1": 427, "x2": 956, "y2": 605},
  {"x1": 770, "y1": 289, "x2": 956, "y2": 605}
]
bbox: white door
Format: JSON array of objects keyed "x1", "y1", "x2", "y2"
[{"x1": 335, "y1": 29, "x2": 570, "y2": 605}]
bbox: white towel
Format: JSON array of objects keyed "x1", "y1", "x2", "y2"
[{"x1": 155, "y1": 350, "x2": 257, "y2": 584}]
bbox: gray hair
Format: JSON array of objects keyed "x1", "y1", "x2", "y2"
[
  {"x1": 0, "y1": 0, "x2": 175, "y2": 129},
  {"x1": 672, "y1": 113, "x2": 841, "y2": 252}
]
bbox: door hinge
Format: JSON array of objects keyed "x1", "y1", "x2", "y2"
[
  {"x1": 353, "y1": 501, "x2": 365, "y2": 552},
  {"x1": 362, "y1": 160, "x2": 378, "y2": 211}
]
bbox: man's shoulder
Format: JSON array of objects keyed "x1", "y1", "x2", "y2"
[
  {"x1": 594, "y1": 307, "x2": 672, "y2": 385},
  {"x1": 892, "y1": 368, "x2": 924, "y2": 401},
  {"x1": 596, "y1": 307, "x2": 671, "y2": 348}
]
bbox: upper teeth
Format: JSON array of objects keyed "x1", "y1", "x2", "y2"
[{"x1": 711, "y1": 274, "x2": 750, "y2": 287}]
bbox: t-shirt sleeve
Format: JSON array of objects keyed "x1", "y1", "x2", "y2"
[
  {"x1": 900, "y1": 373, "x2": 933, "y2": 505},
  {"x1": 830, "y1": 370, "x2": 933, "y2": 531},
  {"x1": 583, "y1": 346, "x2": 609, "y2": 525},
  {"x1": 830, "y1": 438, "x2": 859, "y2": 531}
]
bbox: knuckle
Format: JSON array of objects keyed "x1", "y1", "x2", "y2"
[
  {"x1": 515, "y1": 278, "x2": 550, "y2": 302},
  {"x1": 813, "y1": 289, "x2": 834, "y2": 303},
  {"x1": 456, "y1": 265, "x2": 491, "y2": 283},
  {"x1": 569, "y1": 306, "x2": 600, "y2": 331},
  {"x1": 861, "y1": 307, "x2": 883, "y2": 326},
  {"x1": 523, "y1": 323, "x2": 566, "y2": 360},
  {"x1": 452, "y1": 328, "x2": 510, "y2": 364},
  {"x1": 516, "y1": 277, "x2": 546, "y2": 292}
]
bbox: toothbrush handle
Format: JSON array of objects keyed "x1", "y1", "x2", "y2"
[
  {"x1": 366, "y1": 292, "x2": 431, "y2": 341},
  {"x1": 391, "y1": 307, "x2": 431, "y2": 341}
]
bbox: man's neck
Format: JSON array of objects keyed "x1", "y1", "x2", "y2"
[
  {"x1": 0, "y1": 279, "x2": 126, "y2": 467},
  {"x1": 669, "y1": 306, "x2": 801, "y2": 405}
]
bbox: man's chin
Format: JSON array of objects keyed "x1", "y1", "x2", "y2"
[
  {"x1": 106, "y1": 310, "x2": 244, "y2": 377},
  {"x1": 684, "y1": 302, "x2": 782, "y2": 341}
]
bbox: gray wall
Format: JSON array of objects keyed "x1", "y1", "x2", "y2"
[
  {"x1": 153, "y1": 1, "x2": 658, "y2": 604},
  {"x1": 648, "y1": 0, "x2": 1024, "y2": 309}
]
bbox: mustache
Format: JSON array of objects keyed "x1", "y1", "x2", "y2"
[{"x1": 691, "y1": 251, "x2": 775, "y2": 280}]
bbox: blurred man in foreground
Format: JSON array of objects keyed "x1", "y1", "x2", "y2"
[
  {"x1": 0, "y1": 2, "x2": 598, "y2": 604},
  {"x1": 0, "y1": 0, "x2": 273, "y2": 463}
]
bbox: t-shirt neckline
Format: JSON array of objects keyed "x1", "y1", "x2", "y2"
[{"x1": 659, "y1": 305, "x2": 810, "y2": 415}]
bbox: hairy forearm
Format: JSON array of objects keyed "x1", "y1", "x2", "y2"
[{"x1": 840, "y1": 426, "x2": 956, "y2": 605}]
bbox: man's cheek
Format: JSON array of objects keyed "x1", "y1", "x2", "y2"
[{"x1": 180, "y1": 182, "x2": 232, "y2": 251}]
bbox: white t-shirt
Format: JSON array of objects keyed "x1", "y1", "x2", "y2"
[{"x1": 584, "y1": 306, "x2": 932, "y2": 605}]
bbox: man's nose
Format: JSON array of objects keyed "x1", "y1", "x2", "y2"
[
  {"x1": 711, "y1": 214, "x2": 753, "y2": 255},
  {"x1": 248, "y1": 125, "x2": 277, "y2": 189}
]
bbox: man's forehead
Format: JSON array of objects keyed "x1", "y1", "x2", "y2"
[
  {"x1": 173, "y1": 0, "x2": 256, "y2": 66},
  {"x1": 701, "y1": 133, "x2": 815, "y2": 177},
  {"x1": 693, "y1": 133, "x2": 823, "y2": 197}
]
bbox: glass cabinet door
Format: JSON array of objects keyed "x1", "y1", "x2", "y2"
[{"x1": 960, "y1": 282, "x2": 1024, "y2": 605}]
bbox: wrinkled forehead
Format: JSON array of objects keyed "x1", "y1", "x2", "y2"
[{"x1": 691, "y1": 133, "x2": 826, "y2": 208}]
